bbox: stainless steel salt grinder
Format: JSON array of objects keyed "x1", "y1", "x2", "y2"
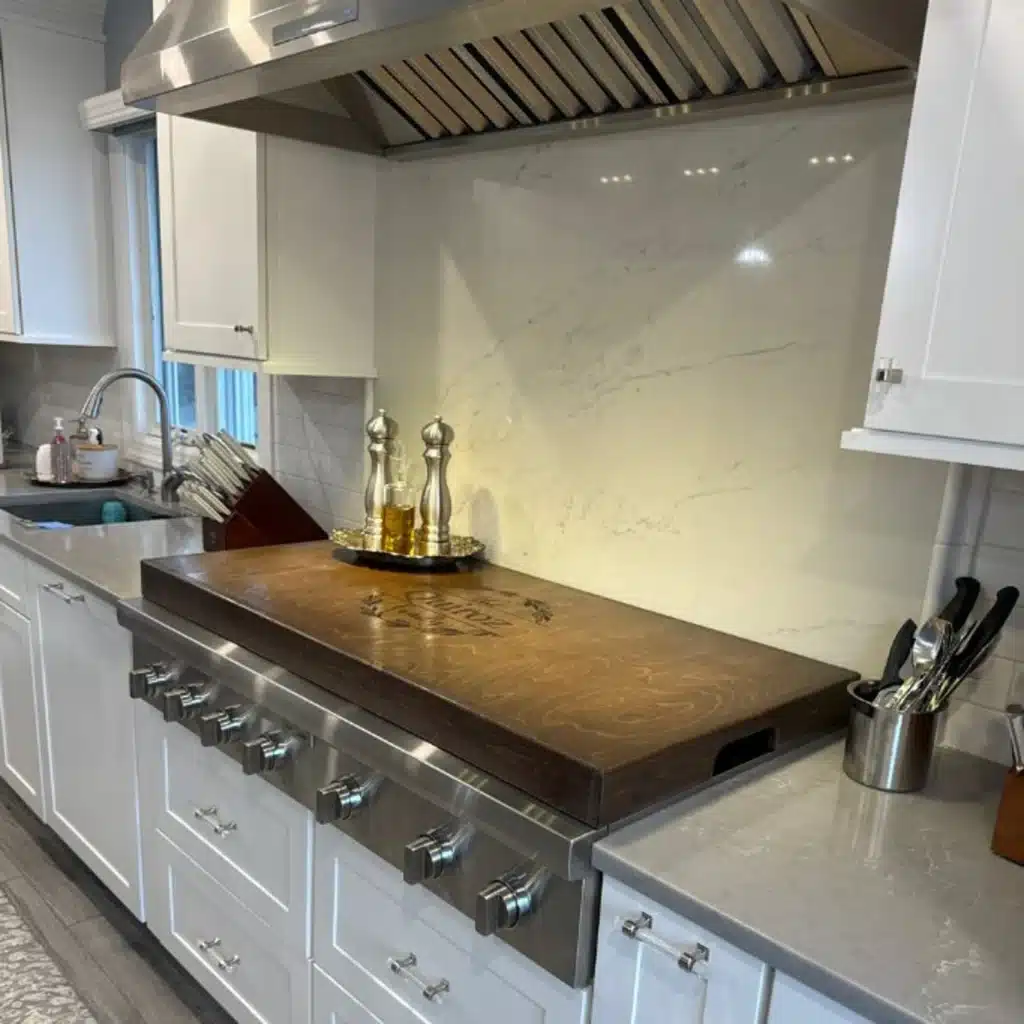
[
  {"x1": 417, "y1": 415, "x2": 454, "y2": 557},
  {"x1": 362, "y1": 409, "x2": 398, "y2": 552}
]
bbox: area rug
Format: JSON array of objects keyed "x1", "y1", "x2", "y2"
[{"x1": 0, "y1": 886, "x2": 94, "y2": 1023}]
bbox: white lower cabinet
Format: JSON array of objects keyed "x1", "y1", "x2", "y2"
[
  {"x1": 148, "y1": 830, "x2": 310, "y2": 1024},
  {"x1": 314, "y1": 964, "x2": 389, "y2": 1024},
  {"x1": 593, "y1": 877, "x2": 771, "y2": 1024},
  {"x1": 32, "y1": 569, "x2": 142, "y2": 917},
  {"x1": 313, "y1": 825, "x2": 589, "y2": 1024},
  {"x1": 0, "y1": 597, "x2": 44, "y2": 817},
  {"x1": 135, "y1": 706, "x2": 312, "y2": 954},
  {"x1": 766, "y1": 974, "x2": 871, "y2": 1024}
]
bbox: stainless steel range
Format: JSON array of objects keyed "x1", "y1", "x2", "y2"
[{"x1": 118, "y1": 598, "x2": 602, "y2": 989}]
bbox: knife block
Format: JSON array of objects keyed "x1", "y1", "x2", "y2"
[
  {"x1": 992, "y1": 769, "x2": 1024, "y2": 866},
  {"x1": 201, "y1": 470, "x2": 328, "y2": 552}
]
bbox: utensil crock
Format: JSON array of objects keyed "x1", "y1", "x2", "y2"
[{"x1": 843, "y1": 681, "x2": 943, "y2": 793}]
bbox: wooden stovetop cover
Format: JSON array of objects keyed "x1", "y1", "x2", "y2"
[{"x1": 141, "y1": 542, "x2": 857, "y2": 826}]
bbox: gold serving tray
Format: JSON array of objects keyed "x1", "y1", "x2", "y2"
[{"x1": 331, "y1": 528, "x2": 484, "y2": 571}]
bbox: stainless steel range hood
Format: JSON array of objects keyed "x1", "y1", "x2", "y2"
[{"x1": 122, "y1": 0, "x2": 926, "y2": 159}]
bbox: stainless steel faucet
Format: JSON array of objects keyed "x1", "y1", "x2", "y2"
[{"x1": 79, "y1": 369, "x2": 183, "y2": 502}]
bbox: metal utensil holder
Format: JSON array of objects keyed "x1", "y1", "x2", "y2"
[{"x1": 843, "y1": 681, "x2": 943, "y2": 793}]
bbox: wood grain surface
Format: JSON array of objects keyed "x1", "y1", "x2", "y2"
[{"x1": 141, "y1": 542, "x2": 858, "y2": 825}]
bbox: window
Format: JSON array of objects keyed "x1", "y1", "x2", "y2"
[{"x1": 115, "y1": 129, "x2": 260, "y2": 459}]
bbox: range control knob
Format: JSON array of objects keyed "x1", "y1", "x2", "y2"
[
  {"x1": 476, "y1": 869, "x2": 544, "y2": 936},
  {"x1": 160, "y1": 685, "x2": 212, "y2": 723},
  {"x1": 241, "y1": 732, "x2": 294, "y2": 775},
  {"x1": 315, "y1": 774, "x2": 377, "y2": 824},
  {"x1": 403, "y1": 826, "x2": 470, "y2": 885},
  {"x1": 129, "y1": 664, "x2": 177, "y2": 700},
  {"x1": 198, "y1": 706, "x2": 249, "y2": 747}
]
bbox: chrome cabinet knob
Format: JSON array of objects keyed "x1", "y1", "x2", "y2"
[
  {"x1": 403, "y1": 826, "x2": 469, "y2": 885},
  {"x1": 315, "y1": 774, "x2": 377, "y2": 824},
  {"x1": 161, "y1": 686, "x2": 211, "y2": 723},
  {"x1": 241, "y1": 732, "x2": 292, "y2": 775},
  {"x1": 476, "y1": 870, "x2": 541, "y2": 936},
  {"x1": 129, "y1": 664, "x2": 176, "y2": 700},
  {"x1": 199, "y1": 707, "x2": 247, "y2": 747}
]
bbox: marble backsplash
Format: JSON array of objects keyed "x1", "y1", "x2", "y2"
[{"x1": 372, "y1": 97, "x2": 949, "y2": 676}]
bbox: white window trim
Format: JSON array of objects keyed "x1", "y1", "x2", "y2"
[{"x1": 107, "y1": 129, "x2": 274, "y2": 471}]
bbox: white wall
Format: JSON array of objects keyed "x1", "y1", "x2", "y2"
[{"x1": 369, "y1": 97, "x2": 948, "y2": 677}]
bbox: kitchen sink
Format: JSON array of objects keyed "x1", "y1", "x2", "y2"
[{"x1": 0, "y1": 495, "x2": 173, "y2": 527}]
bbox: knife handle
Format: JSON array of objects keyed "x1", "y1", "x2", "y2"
[
  {"x1": 948, "y1": 586, "x2": 1019, "y2": 681},
  {"x1": 880, "y1": 618, "x2": 916, "y2": 688},
  {"x1": 937, "y1": 576, "x2": 981, "y2": 632}
]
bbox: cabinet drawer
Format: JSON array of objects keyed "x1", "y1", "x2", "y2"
[
  {"x1": 767, "y1": 973, "x2": 871, "y2": 1024},
  {"x1": 314, "y1": 826, "x2": 587, "y2": 1024},
  {"x1": 0, "y1": 543, "x2": 26, "y2": 610},
  {"x1": 30, "y1": 564, "x2": 118, "y2": 632},
  {"x1": 593, "y1": 877, "x2": 771, "y2": 1024},
  {"x1": 151, "y1": 720, "x2": 311, "y2": 953},
  {"x1": 313, "y1": 965, "x2": 391, "y2": 1024},
  {"x1": 149, "y1": 831, "x2": 310, "y2": 1024}
]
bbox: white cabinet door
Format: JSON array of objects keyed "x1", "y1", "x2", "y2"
[
  {"x1": 0, "y1": 47, "x2": 19, "y2": 337},
  {"x1": 0, "y1": 19, "x2": 111, "y2": 346},
  {"x1": 35, "y1": 577, "x2": 142, "y2": 917},
  {"x1": 158, "y1": 113, "x2": 263, "y2": 360},
  {"x1": 593, "y1": 878, "x2": 770, "y2": 1024},
  {"x1": 0, "y1": 600, "x2": 44, "y2": 817},
  {"x1": 866, "y1": 0, "x2": 1024, "y2": 446},
  {"x1": 767, "y1": 974, "x2": 871, "y2": 1024}
]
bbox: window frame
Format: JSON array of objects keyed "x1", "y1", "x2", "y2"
[{"x1": 108, "y1": 127, "x2": 272, "y2": 470}]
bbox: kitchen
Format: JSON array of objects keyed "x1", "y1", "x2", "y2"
[{"x1": 0, "y1": 1, "x2": 1022, "y2": 1022}]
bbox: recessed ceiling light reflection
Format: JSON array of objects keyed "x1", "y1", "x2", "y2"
[{"x1": 735, "y1": 245, "x2": 772, "y2": 267}]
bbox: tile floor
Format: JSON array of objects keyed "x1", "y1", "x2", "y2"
[{"x1": 0, "y1": 780, "x2": 235, "y2": 1024}]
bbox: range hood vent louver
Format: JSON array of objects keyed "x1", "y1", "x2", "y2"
[{"x1": 123, "y1": 0, "x2": 925, "y2": 159}]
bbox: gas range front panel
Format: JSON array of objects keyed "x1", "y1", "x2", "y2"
[{"x1": 123, "y1": 601, "x2": 602, "y2": 989}]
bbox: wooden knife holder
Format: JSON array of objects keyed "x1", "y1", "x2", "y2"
[
  {"x1": 992, "y1": 769, "x2": 1024, "y2": 866},
  {"x1": 201, "y1": 470, "x2": 327, "y2": 552}
]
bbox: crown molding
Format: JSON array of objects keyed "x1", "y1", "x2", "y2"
[
  {"x1": 80, "y1": 90, "x2": 153, "y2": 132},
  {"x1": 0, "y1": 1, "x2": 106, "y2": 40}
]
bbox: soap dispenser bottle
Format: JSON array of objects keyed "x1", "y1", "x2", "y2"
[{"x1": 51, "y1": 417, "x2": 72, "y2": 484}]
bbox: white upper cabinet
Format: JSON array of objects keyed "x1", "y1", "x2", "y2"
[
  {"x1": 158, "y1": 115, "x2": 378, "y2": 376},
  {"x1": 158, "y1": 116, "x2": 263, "y2": 360},
  {"x1": 847, "y1": 0, "x2": 1024, "y2": 466},
  {"x1": 0, "y1": 18, "x2": 113, "y2": 346}
]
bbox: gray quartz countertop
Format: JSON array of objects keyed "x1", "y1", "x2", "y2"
[
  {"x1": 595, "y1": 741, "x2": 1024, "y2": 1024},
  {"x1": 0, "y1": 469, "x2": 204, "y2": 603}
]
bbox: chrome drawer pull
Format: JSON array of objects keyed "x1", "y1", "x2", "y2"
[
  {"x1": 388, "y1": 953, "x2": 451, "y2": 1002},
  {"x1": 194, "y1": 806, "x2": 238, "y2": 837},
  {"x1": 622, "y1": 913, "x2": 710, "y2": 973},
  {"x1": 42, "y1": 582, "x2": 86, "y2": 605},
  {"x1": 198, "y1": 937, "x2": 241, "y2": 973}
]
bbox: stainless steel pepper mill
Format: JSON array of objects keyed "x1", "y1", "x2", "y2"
[
  {"x1": 417, "y1": 415, "x2": 454, "y2": 557},
  {"x1": 362, "y1": 409, "x2": 398, "y2": 552}
]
